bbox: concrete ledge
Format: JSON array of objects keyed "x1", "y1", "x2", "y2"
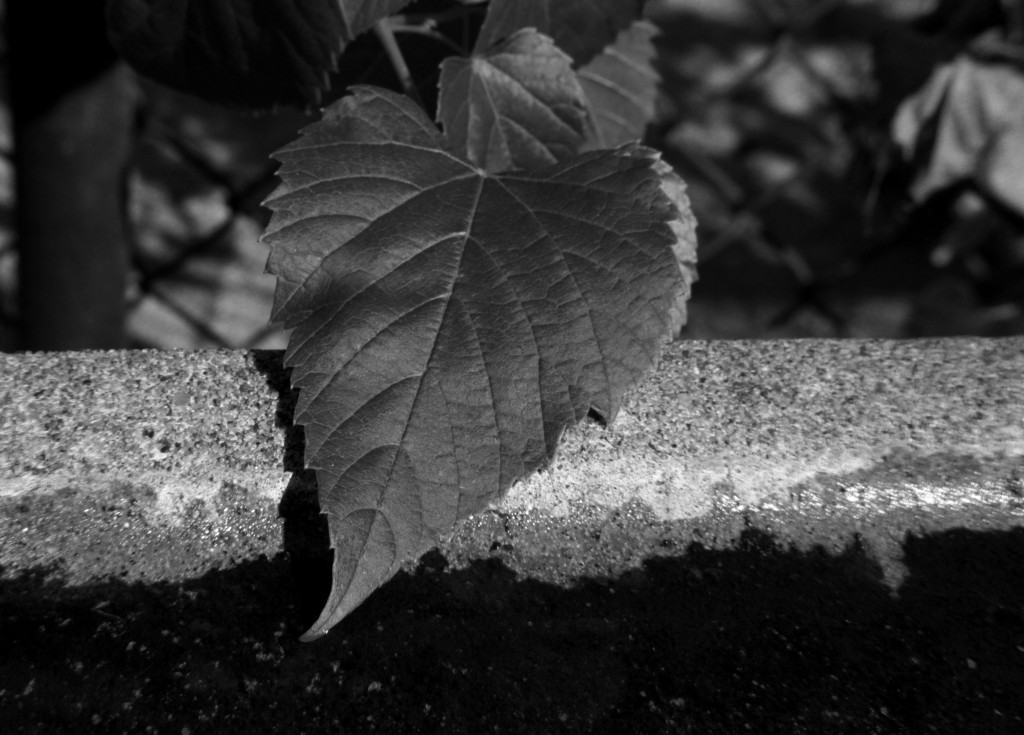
[{"x1": 2, "y1": 338, "x2": 1023, "y2": 591}]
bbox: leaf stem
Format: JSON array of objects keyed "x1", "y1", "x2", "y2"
[
  {"x1": 390, "y1": 23, "x2": 466, "y2": 56},
  {"x1": 373, "y1": 18, "x2": 426, "y2": 110},
  {"x1": 392, "y1": 5, "x2": 485, "y2": 29}
]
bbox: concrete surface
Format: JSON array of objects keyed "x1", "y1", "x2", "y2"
[
  {"x1": 2, "y1": 338, "x2": 1024, "y2": 733},
  {"x1": 2, "y1": 339, "x2": 1023, "y2": 588}
]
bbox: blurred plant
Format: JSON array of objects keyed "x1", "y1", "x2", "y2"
[
  {"x1": 642, "y1": 0, "x2": 1024, "y2": 338},
  {"x1": 889, "y1": 0, "x2": 1024, "y2": 334}
]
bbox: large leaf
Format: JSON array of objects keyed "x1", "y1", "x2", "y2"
[
  {"x1": 437, "y1": 29, "x2": 589, "y2": 172},
  {"x1": 579, "y1": 20, "x2": 661, "y2": 150},
  {"x1": 106, "y1": 0, "x2": 412, "y2": 108},
  {"x1": 263, "y1": 86, "x2": 695, "y2": 639},
  {"x1": 474, "y1": 0, "x2": 645, "y2": 66}
]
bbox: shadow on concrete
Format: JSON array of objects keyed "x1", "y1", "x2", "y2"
[
  {"x1": 2, "y1": 527, "x2": 1022, "y2": 734},
  {"x1": 250, "y1": 349, "x2": 333, "y2": 627}
]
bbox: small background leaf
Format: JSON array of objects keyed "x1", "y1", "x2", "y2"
[
  {"x1": 977, "y1": 126, "x2": 1024, "y2": 217},
  {"x1": 579, "y1": 20, "x2": 661, "y2": 150},
  {"x1": 437, "y1": 29, "x2": 588, "y2": 172},
  {"x1": 892, "y1": 52, "x2": 1024, "y2": 213},
  {"x1": 263, "y1": 86, "x2": 695, "y2": 638},
  {"x1": 107, "y1": 0, "x2": 412, "y2": 109},
  {"x1": 474, "y1": 0, "x2": 645, "y2": 67}
]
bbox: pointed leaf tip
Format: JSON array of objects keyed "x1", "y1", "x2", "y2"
[{"x1": 299, "y1": 626, "x2": 328, "y2": 643}]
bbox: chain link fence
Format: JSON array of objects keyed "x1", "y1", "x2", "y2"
[
  {"x1": 656, "y1": 0, "x2": 1024, "y2": 339},
  {"x1": 119, "y1": 86, "x2": 312, "y2": 350},
  {"x1": 1, "y1": 0, "x2": 1022, "y2": 351}
]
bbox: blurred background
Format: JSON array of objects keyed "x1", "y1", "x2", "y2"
[{"x1": 1, "y1": 0, "x2": 1023, "y2": 351}]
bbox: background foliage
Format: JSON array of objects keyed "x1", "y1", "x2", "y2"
[{"x1": 1, "y1": 0, "x2": 1023, "y2": 350}]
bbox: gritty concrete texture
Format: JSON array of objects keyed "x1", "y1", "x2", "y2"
[
  {"x1": 1, "y1": 338, "x2": 1023, "y2": 589},
  {"x1": 3, "y1": 339, "x2": 1024, "y2": 733},
  {"x1": 0, "y1": 349, "x2": 294, "y2": 584}
]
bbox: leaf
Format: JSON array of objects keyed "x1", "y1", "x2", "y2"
[
  {"x1": 437, "y1": 22, "x2": 664, "y2": 173},
  {"x1": 263, "y1": 86, "x2": 696, "y2": 639},
  {"x1": 474, "y1": 0, "x2": 645, "y2": 66},
  {"x1": 579, "y1": 20, "x2": 661, "y2": 150},
  {"x1": 977, "y1": 126, "x2": 1024, "y2": 218},
  {"x1": 106, "y1": 0, "x2": 412, "y2": 109},
  {"x1": 892, "y1": 52, "x2": 1024, "y2": 211},
  {"x1": 437, "y1": 29, "x2": 589, "y2": 172}
]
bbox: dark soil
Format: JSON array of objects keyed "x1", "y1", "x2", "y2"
[{"x1": 2, "y1": 527, "x2": 1023, "y2": 734}]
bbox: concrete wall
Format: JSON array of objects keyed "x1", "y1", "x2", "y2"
[{"x1": 3, "y1": 338, "x2": 1023, "y2": 590}]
